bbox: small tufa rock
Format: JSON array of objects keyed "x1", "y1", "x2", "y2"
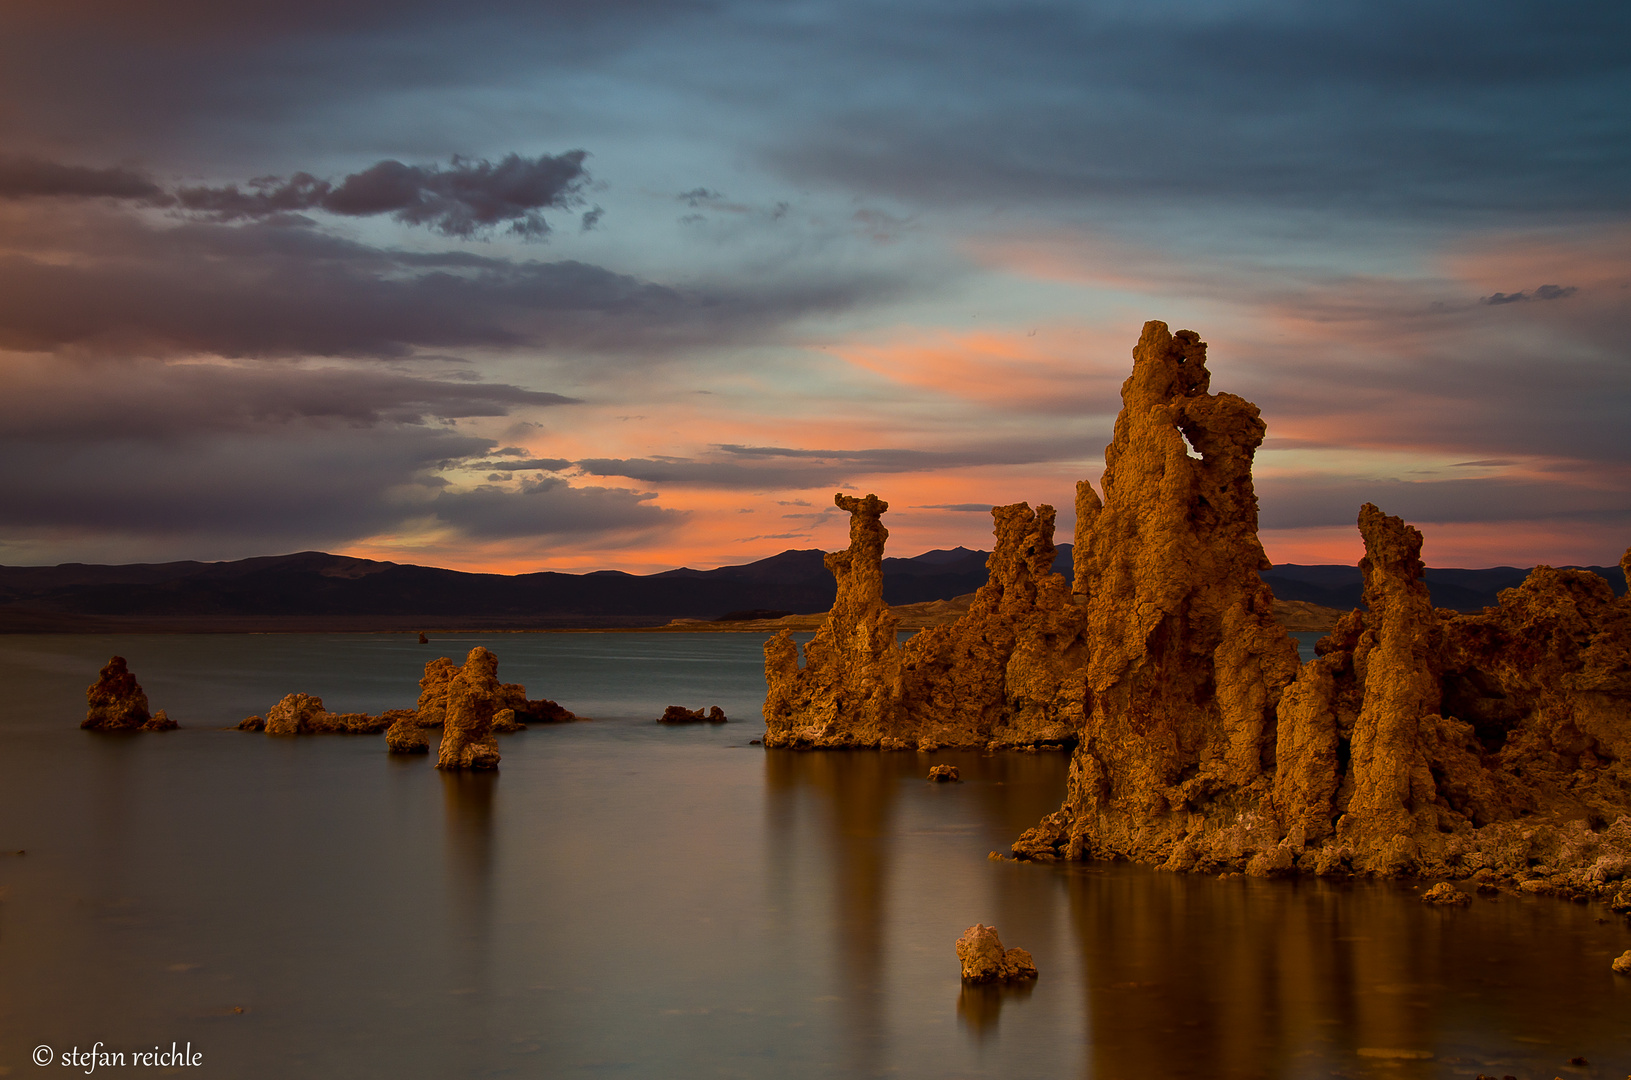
[
  {"x1": 1612, "y1": 950, "x2": 1631, "y2": 975},
  {"x1": 84, "y1": 656, "x2": 174, "y2": 731},
  {"x1": 928, "y1": 764, "x2": 960, "y2": 782},
  {"x1": 491, "y1": 708, "x2": 526, "y2": 734},
  {"x1": 956, "y1": 924, "x2": 1038, "y2": 983},
  {"x1": 658, "y1": 705, "x2": 728, "y2": 724},
  {"x1": 237, "y1": 715, "x2": 266, "y2": 732},
  {"x1": 1421, "y1": 882, "x2": 1472, "y2": 906}
]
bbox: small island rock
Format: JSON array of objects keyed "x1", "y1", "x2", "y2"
[
  {"x1": 1613, "y1": 950, "x2": 1631, "y2": 975},
  {"x1": 658, "y1": 705, "x2": 728, "y2": 724},
  {"x1": 437, "y1": 647, "x2": 504, "y2": 770},
  {"x1": 1421, "y1": 883, "x2": 1471, "y2": 906},
  {"x1": 84, "y1": 656, "x2": 173, "y2": 731},
  {"x1": 956, "y1": 924, "x2": 1038, "y2": 983},
  {"x1": 928, "y1": 764, "x2": 960, "y2": 782}
]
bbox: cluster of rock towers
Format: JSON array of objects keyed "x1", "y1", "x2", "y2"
[{"x1": 764, "y1": 321, "x2": 1631, "y2": 887}]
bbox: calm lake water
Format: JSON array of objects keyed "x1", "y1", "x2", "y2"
[{"x1": 1, "y1": 632, "x2": 1628, "y2": 1079}]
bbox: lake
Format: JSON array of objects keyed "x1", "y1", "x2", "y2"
[{"x1": 1, "y1": 632, "x2": 1628, "y2": 1078}]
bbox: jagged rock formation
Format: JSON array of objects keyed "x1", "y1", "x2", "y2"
[
  {"x1": 955, "y1": 924, "x2": 1038, "y2": 983},
  {"x1": 928, "y1": 764, "x2": 959, "y2": 782},
  {"x1": 658, "y1": 705, "x2": 727, "y2": 723},
  {"x1": 411, "y1": 654, "x2": 575, "y2": 730},
  {"x1": 764, "y1": 496, "x2": 1080, "y2": 749},
  {"x1": 83, "y1": 656, "x2": 175, "y2": 731},
  {"x1": 437, "y1": 646, "x2": 504, "y2": 770},
  {"x1": 764, "y1": 319, "x2": 1631, "y2": 891}
]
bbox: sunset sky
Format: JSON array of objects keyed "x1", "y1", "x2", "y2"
[{"x1": 1, "y1": 1, "x2": 1627, "y2": 574}]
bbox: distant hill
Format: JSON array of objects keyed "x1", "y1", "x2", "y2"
[
  {"x1": 1259, "y1": 562, "x2": 1626, "y2": 613},
  {"x1": 0, "y1": 544, "x2": 1619, "y2": 632},
  {"x1": 0, "y1": 546, "x2": 993, "y2": 632}
]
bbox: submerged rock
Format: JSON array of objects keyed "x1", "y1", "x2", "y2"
[
  {"x1": 1421, "y1": 883, "x2": 1471, "y2": 906},
  {"x1": 955, "y1": 924, "x2": 1038, "y2": 983},
  {"x1": 658, "y1": 705, "x2": 728, "y2": 723},
  {"x1": 83, "y1": 656, "x2": 174, "y2": 731}
]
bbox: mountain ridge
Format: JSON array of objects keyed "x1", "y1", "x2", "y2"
[{"x1": 0, "y1": 544, "x2": 1620, "y2": 633}]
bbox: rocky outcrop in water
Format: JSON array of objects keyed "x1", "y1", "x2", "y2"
[
  {"x1": 437, "y1": 646, "x2": 504, "y2": 770},
  {"x1": 83, "y1": 656, "x2": 175, "y2": 731},
  {"x1": 1005, "y1": 329, "x2": 1631, "y2": 890},
  {"x1": 956, "y1": 924, "x2": 1037, "y2": 982},
  {"x1": 763, "y1": 495, "x2": 1079, "y2": 749},
  {"x1": 412, "y1": 654, "x2": 576, "y2": 731},
  {"x1": 254, "y1": 692, "x2": 400, "y2": 735},
  {"x1": 762, "y1": 320, "x2": 1631, "y2": 891},
  {"x1": 238, "y1": 647, "x2": 574, "y2": 755}
]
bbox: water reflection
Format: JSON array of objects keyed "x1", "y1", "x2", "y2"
[
  {"x1": 765, "y1": 751, "x2": 902, "y2": 1073},
  {"x1": 1067, "y1": 866, "x2": 1631, "y2": 1077},
  {"x1": 763, "y1": 747, "x2": 1631, "y2": 1077},
  {"x1": 440, "y1": 768, "x2": 496, "y2": 1064},
  {"x1": 956, "y1": 979, "x2": 1033, "y2": 1040}
]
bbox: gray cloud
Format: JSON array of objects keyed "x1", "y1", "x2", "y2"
[
  {"x1": 468, "y1": 458, "x2": 573, "y2": 472},
  {"x1": 0, "y1": 155, "x2": 164, "y2": 200},
  {"x1": 1481, "y1": 284, "x2": 1579, "y2": 305},
  {"x1": 174, "y1": 152, "x2": 590, "y2": 238},
  {"x1": 577, "y1": 439, "x2": 1075, "y2": 489}
]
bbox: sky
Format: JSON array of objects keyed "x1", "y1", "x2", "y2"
[{"x1": 0, "y1": 0, "x2": 1627, "y2": 574}]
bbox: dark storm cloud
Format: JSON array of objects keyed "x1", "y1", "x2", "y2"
[
  {"x1": 0, "y1": 360, "x2": 671, "y2": 548},
  {"x1": 0, "y1": 363, "x2": 574, "y2": 441},
  {"x1": 577, "y1": 440, "x2": 1072, "y2": 489},
  {"x1": 0, "y1": 1, "x2": 711, "y2": 164},
  {"x1": 174, "y1": 152, "x2": 590, "y2": 238},
  {"x1": 763, "y1": 0, "x2": 1631, "y2": 220},
  {"x1": 0, "y1": 155, "x2": 163, "y2": 200},
  {"x1": 469, "y1": 458, "x2": 574, "y2": 472},
  {"x1": 0, "y1": 212, "x2": 885, "y2": 359}
]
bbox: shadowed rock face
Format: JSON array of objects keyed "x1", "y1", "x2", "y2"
[
  {"x1": 83, "y1": 656, "x2": 174, "y2": 731},
  {"x1": 765, "y1": 319, "x2": 1631, "y2": 889}
]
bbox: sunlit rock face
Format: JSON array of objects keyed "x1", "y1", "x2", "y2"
[
  {"x1": 762, "y1": 493, "x2": 1080, "y2": 749},
  {"x1": 1015, "y1": 321, "x2": 1301, "y2": 866},
  {"x1": 436, "y1": 646, "x2": 504, "y2": 770}
]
